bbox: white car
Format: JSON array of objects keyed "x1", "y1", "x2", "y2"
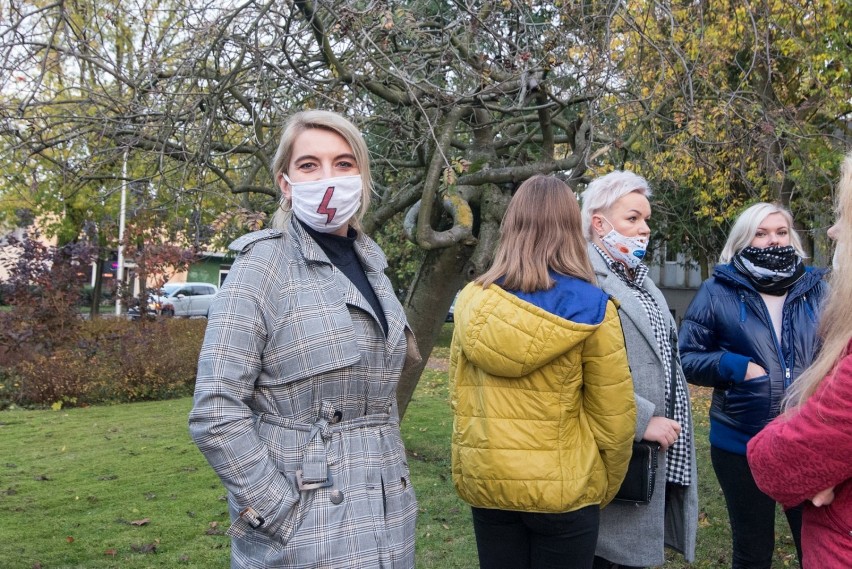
[{"x1": 149, "y1": 282, "x2": 218, "y2": 317}]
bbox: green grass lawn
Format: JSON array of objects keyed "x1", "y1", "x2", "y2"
[{"x1": 0, "y1": 324, "x2": 799, "y2": 568}]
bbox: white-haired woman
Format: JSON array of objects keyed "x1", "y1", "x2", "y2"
[
  {"x1": 581, "y1": 171, "x2": 698, "y2": 569},
  {"x1": 190, "y1": 110, "x2": 420, "y2": 568},
  {"x1": 747, "y1": 152, "x2": 852, "y2": 569},
  {"x1": 679, "y1": 202, "x2": 829, "y2": 569}
]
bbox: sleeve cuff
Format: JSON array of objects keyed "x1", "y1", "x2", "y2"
[
  {"x1": 227, "y1": 474, "x2": 299, "y2": 541},
  {"x1": 720, "y1": 352, "x2": 751, "y2": 384},
  {"x1": 633, "y1": 394, "x2": 655, "y2": 441}
]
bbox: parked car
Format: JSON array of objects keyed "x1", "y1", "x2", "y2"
[
  {"x1": 128, "y1": 282, "x2": 218, "y2": 319},
  {"x1": 445, "y1": 293, "x2": 457, "y2": 323}
]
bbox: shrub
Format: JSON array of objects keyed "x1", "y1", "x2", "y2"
[
  {"x1": 0, "y1": 231, "x2": 94, "y2": 357},
  {"x1": 6, "y1": 317, "x2": 206, "y2": 409},
  {"x1": 0, "y1": 232, "x2": 206, "y2": 409}
]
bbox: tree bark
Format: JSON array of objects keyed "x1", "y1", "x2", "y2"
[
  {"x1": 89, "y1": 256, "x2": 105, "y2": 319},
  {"x1": 397, "y1": 243, "x2": 471, "y2": 418}
]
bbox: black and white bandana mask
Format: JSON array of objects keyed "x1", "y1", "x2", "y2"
[{"x1": 732, "y1": 245, "x2": 805, "y2": 295}]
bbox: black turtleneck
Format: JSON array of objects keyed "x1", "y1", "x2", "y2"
[{"x1": 300, "y1": 220, "x2": 389, "y2": 337}]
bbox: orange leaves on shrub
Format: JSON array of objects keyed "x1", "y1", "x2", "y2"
[{"x1": 8, "y1": 318, "x2": 206, "y2": 408}]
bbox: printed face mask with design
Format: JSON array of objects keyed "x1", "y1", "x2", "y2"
[
  {"x1": 284, "y1": 174, "x2": 362, "y2": 233},
  {"x1": 599, "y1": 216, "x2": 649, "y2": 270}
]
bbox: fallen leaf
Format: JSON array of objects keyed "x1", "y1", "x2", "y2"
[
  {"x1": 104, "y1": 549, "x2": 117, "y2": 557},
  {"x1": 205, "y1": 521, "x2": 224, "y2": 535},
  {"x1": 33, "y1": 475, "x2": 50, "y2": 481},
  {"x1": 130, "y1": 518, "x2": 150, "y2": 526},
  {"x1": 66, "y1": 536, "x2": 75, "y2": 543},
  {"x1": 130, "y1": 542, "x2": 158, "y2": 554}
]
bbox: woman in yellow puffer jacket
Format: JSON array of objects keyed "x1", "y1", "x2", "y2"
[{"x1": 450, "y1": 175, "x2": 637, "y2": 569}]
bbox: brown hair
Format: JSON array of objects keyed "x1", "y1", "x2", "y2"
[{"x1": 477, "y1": 175, "x2": 595, "y2": 292}]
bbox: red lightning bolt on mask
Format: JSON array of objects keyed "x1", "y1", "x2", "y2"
[{"x1": 317, "y1": 187, "x2": 337, "y2": 223}]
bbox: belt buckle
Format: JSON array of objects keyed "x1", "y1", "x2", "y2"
[{"x1": 295, "y1": 469, "x2": 334, "y2": 491}]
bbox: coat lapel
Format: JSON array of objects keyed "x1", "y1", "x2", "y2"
[
  {"x1": 356, "y1": 237, "x2": 407, "y2": 349},
  {"x1": 588, "y1": 244, "x2": 663, "y2": 364},
  {"x1": 290, "y1": 217, "x2": 405, "y2": 346}
]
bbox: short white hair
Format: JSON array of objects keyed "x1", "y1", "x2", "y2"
[
  {"x1": 719, "y1": 202, "x2": 807, "y2": 263},
  {"x1": 580, "y1": 170, "x2": 652, "y2": 240}
]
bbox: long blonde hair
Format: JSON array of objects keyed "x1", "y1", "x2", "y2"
[
  {"x1": 477, "y1": 175, "x2": 594, "y2": 292},
  {"x1": 784, "y1": 151, "x2": 852, "y2": 409}
]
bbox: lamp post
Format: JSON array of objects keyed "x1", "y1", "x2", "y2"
[{"x1": 114, "y1": 150, "x2": 128, "y2": 316}]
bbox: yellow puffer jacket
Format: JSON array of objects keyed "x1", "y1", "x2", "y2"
[{"x1": 450, "y1": 281, "x2": 636, "y2": 513}]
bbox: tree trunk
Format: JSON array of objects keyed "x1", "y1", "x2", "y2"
[
  {"x1": 397, "y1": 243, "x2": 472, "y2": 419},
  {"x1": 89, "y1": 256, "x2": 105, "y2": 319}
]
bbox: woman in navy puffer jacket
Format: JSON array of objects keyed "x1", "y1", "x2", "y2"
[{"x1": 679, "y1": 202, "x2": 828, "y2": 569}]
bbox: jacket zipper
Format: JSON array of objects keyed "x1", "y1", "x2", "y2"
[
  {"x1": 802, "y1": 293, "x2": 816, "y2": 322},
  {"x1": 739, "y1": 292, "x2": 792, "y2": 388}
]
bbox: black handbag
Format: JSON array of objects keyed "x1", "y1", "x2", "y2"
[
  {"x1": 614, "y1": 440, "x2": 660, "y2": 504},
  {"x1": 613, "y1": 331, "x2": 678, "y2": 505}
]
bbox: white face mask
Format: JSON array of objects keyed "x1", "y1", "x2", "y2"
[
  {"x1": 284, "y1": 174, "x2": 362, "y2": 233},
  {"x1": 598, "y1": 216, "x2": 649, "y2": 270}
]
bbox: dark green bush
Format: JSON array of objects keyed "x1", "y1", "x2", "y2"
[{"x1": 7, "y1": 317, "x2": 206, "y2": 409}]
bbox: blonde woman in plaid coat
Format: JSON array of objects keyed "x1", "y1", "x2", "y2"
[{"x1": 190, "y1": 111, "x2": 420, "y2": 569}]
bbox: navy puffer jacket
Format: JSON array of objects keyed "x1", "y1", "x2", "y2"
[{"x1": 678, "y1": 264, "x2": 827, "y2": 454}]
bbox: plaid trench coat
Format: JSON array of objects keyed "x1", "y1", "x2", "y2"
[{"x1": 189, "y1": 218, "x2": 420, "y2": 569}]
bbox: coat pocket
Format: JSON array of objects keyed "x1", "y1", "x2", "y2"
[
  {"x1": 227, "y1": 493, "x2": 316, "y2": 551},
  {"x1": 722, "y1": 374, "x2": 772, "y2": 430}
]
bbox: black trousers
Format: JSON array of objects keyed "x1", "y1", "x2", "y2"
[
  {"x1": 471, "y1": 505, "x2": 600, "y2": 569},
  {"x1": 711, "y1": 445, "x2": 803, "y2": 569}
]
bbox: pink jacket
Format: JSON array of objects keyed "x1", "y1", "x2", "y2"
[{"x1": 747, "y1": 348, "x2": 852, "y2": 569}]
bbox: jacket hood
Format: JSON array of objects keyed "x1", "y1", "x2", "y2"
[{"x1": 453, "y1": 283, "x2": 605, "y2": 378}]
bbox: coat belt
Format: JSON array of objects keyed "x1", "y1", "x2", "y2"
[{"x1": 257, "y1": 410, "x2": 393, "y2": 491}]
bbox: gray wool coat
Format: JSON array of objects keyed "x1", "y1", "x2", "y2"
[
  {"x1": 189, "y1": 218, "x2": 420, "y2": 569},
  {"x1": 590, "y1": 244, "x2": 698, "y2": 566}
]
